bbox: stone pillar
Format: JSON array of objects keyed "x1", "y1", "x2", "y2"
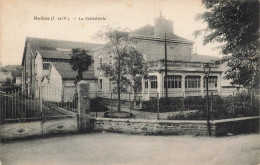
[
  {"x1": 77, "y1": 81, "x2": 91, "y2": 132},
  {"x1": 142, "y1": 77, "x2": 145, "y2": 100},
  {"x1": 157, "y1": 73, "x2": 162, "y2": 98},
  {"x1": 181, "y1": 75, "x2": 186, "y2": 98},
  {"x1": 148, "y1": 78, "x2": 151, "y2": 99},
  {"x1": 200, "y1": 75, "x2": 204, "y2": 98}
]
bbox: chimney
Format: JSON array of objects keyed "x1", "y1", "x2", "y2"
[{"x1": 154, "y1": 12, "x2": 174, "y2": 38}]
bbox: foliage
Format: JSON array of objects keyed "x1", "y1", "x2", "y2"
[
  {"x1": 70, "y1": 48, "x2": 92, "y2": 83},
  {"x1": 195, "y1": 0, "x2": 259, "y2": 90},
  {"x1": 142, "y1": 92, "x2": 259, "y2": 120},
  {"x1": 90, "y1": 98, "x2": 109, "y2": 112},
  {"x1": 97, "y1": 26, "x2": 147, "y2": 111}
]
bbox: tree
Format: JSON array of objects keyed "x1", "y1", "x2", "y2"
[
  {"x1": 126, "y1": 48, "x2": 148, "y2": 106},
  {"x1": 97, "y1": 27, "x2": 147, "y2": 112},
  {"x1": 70, "y1": 48, "x2": 92, "y2": 84},
  {"x1": 194, "y1": 0, "x2": 259, "y2": 90}
]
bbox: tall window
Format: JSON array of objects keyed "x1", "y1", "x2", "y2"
[
  {"x1": 109, "y1": 55, "x2": 113, "y2": 65},
  {"x1": 185, "y1": 76, "x2": 200, "y2": 88},
  {"x1": 144, "y1": 79, "x2": 148, "y2": 88},
  {"x1": 99, "y1": 58, "x2": 103, "y2": 67},
  {"x1": 150, "y1": 76, "x2": 157, "y2": 89},
  {"x1": 99, "y1": 79, "x2": 102, "y2": 89},
  {"x1": 204, "y1": 76, "x2": 218, "y2": 88},
  {"x1": 43, "y1": 63, "x2": 50, "y2": 70},
  {"x1": 164, "y1": 76, "x2": 181, "y2": 88}
]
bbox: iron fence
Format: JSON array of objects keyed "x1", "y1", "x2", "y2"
[
  {"x1": 0, "y1": 85, "x2": 78, "y2": 124},
  {"x1": 89, "y1": 91, "x2": 259, "y2": 121}
]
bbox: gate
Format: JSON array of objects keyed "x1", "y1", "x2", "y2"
[{"x1": 0, "y1": 85, "x2": 79, "y2": 140}]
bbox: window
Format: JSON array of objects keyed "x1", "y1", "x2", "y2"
[
  {"x1": 144, "y1": 79, "x2": 148, "y2": 88},
  {"x1": 99, "y1": 79, "x2": 102, "y2": 89},
  {"x1": 43, "y1": 63, "x2": 50, "y2": 70},
  {"x1": 204, "y1": 76, "x2": 218, "y2": 88},
  {"x1": 185, "y1": 76, "x2": 200, "y2": 88},
  {"x1": 109, "y1": 55, "x2": 113, "y2": 65},
  {"x1": 35, "y1": 64, "x2": 37, "y2": 74},
  {"x1": 164, "y1": 76, "x2": 181, "y2": 88},
  {"x1": 150, "y1": 76, "x2": 157, "y2": 89},
  {"x1": 99, "y1": 58, "x2": 103, "y2": 67}
]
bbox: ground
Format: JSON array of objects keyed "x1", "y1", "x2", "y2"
[{"x1": 1, "y1": 133, "x2": 260, "y2": 165}]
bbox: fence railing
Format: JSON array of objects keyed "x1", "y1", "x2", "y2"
[
  {"x1": 0, "y1": 85, "x2": 78, "y2": 124},
  {"x1": 89, "y1": 91, "x2": 259, "y2": 121}
]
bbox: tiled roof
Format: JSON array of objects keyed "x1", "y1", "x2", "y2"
[
  {"x1": 27, "y1": 37, "x2": 101, "y2": 59},
  {"x1": 132, "y1": 25, "x2": 192, "y2": 43},
  {"x1": 51, "y1": 62, "x2": 97, "y2": 80},
  {"x1": 37, "y1": 49, "x2": 71, "y2": 59}
]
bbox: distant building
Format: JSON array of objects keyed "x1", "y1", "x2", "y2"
[{"x1": 0, "y1": 70, "x2": 13, "y2": 84}]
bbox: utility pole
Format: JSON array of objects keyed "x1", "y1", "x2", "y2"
[{"x1": 164, "y1": 32, "x2": 168, "y2": 99}]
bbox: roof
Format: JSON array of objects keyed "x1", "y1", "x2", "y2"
[
  {"x1": 51, "y1": 62, "x2": 97, "y2": 80},
  {"x1": 132, "y1": 25, "x2": 193, "y2": 44},
  {"x1": 22, "y1": 37, "x2": 101, "y2": 65},
  {"x1": 191, "y1": 54, "x2": 221, "y2": 63}
]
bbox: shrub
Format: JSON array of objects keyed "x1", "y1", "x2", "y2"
[{"x1": 90, "y1": 97, "x2": 108, "y2": 112}]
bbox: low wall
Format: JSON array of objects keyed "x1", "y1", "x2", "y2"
[
  {"x1": 91, "y1": 116, "x2": 260, "y2": 136},
  {"x1": 0, "y1": 118, "x2": 78, "y2": 140},
  {"x1": 211, "y1": 116, "x2": 260, "y2": 136},
  {"x1": 92, "y1": 118, "x2": 210, "y2": 136}
]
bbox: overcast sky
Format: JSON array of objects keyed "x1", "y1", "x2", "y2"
[{"x1": 0, "y1": 0, "x2": 222, "y2": 66}]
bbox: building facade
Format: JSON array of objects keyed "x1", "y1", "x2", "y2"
[
  {"x1": 94, "y1": 14, "x2": 223, "y2": 100},
  {"x1": 21, "y1": 37, "x2": 100, "y2": 99}
]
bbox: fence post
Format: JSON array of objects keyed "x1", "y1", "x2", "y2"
[
  {"x1": 157, "y1": 92, "x2": 159, "y2": 120},
  {"x1": 182, "y1": 92, "x2": 185, "y2": 111},
  {"x1": 77, "y1": 81, "x2": 91, "y2": 132},
  {"x1": 210, "y1": 92, "x2": 213, "y2": 120},
  {"x1": 110, "y1": 92, "x2": 113, "y2": 118},
  {"x1": 40, "y1": 86, "x2": 44, "y2": 135},
  {"x1": 129, "y1": 92, "x2": 131, "y2": 117},
  {"x1": 232, "y1": 92, "x2": 235, "y2": 118}
]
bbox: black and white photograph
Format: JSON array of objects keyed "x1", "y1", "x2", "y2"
[{"x1": 0, "y1": 0, "x2": 259, "y2": 164}]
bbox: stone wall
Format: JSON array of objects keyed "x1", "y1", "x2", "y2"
[
  {"x1": 92, "y1": 118, "x2": 210, "y2": 136},
  {"x1": 91, "y1": 116, "x2": 260, "y2": 136},
  {"x1": 211, "y1": 116, "x2": 260, "y2": 136}
]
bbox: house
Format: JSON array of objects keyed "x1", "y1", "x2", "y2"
[
  {"x1": 41, "y1": 62, "x2": 97, "y2": 102},
  {"x1": 93, "y1": 14, "x2": 223, "y2": 100},
  {"x1": 21, "y1": 37, "x2": 101, "y2": 97},
  {"x1": 0, "y1": 70, "x2": 13, "y2": 84}
]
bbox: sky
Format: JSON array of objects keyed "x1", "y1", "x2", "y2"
[{"x1": 0, "y1": 0, "x2": 222, "y2": 66}]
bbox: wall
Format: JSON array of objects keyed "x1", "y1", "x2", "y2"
[
  {"x1": 92, "y1": 118, "x2": 209, "y2": 136},
  {"x1": 92, "y1": 116, "x2": 260, "y2": 136},
  {"x1": 0, "y1": 118, "x2": 78, "y2": 140},
  {"x1": 44, "y1": 65, "x2": 63, "y2": 102},
  {"x1": 136, "y1": 40, "x2": 192, "y2": 62},
  {"x1": 211, "y1": 116, "x2": 260, "y2": 136}
]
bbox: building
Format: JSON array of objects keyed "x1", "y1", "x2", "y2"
[
  {"x1": 93, "y1": 14, "x2": 223, "y2": 100},
  {"x1": 21, "y1": 37, "x2": 101, "y2": 98},
  {"x1": 0, "y1": 70, "x2": 13, "y2": 84}
]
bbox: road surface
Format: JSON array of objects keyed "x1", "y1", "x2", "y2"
[{"x1": 1, "y1": 133, "x2": 260, "y2": 165}]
